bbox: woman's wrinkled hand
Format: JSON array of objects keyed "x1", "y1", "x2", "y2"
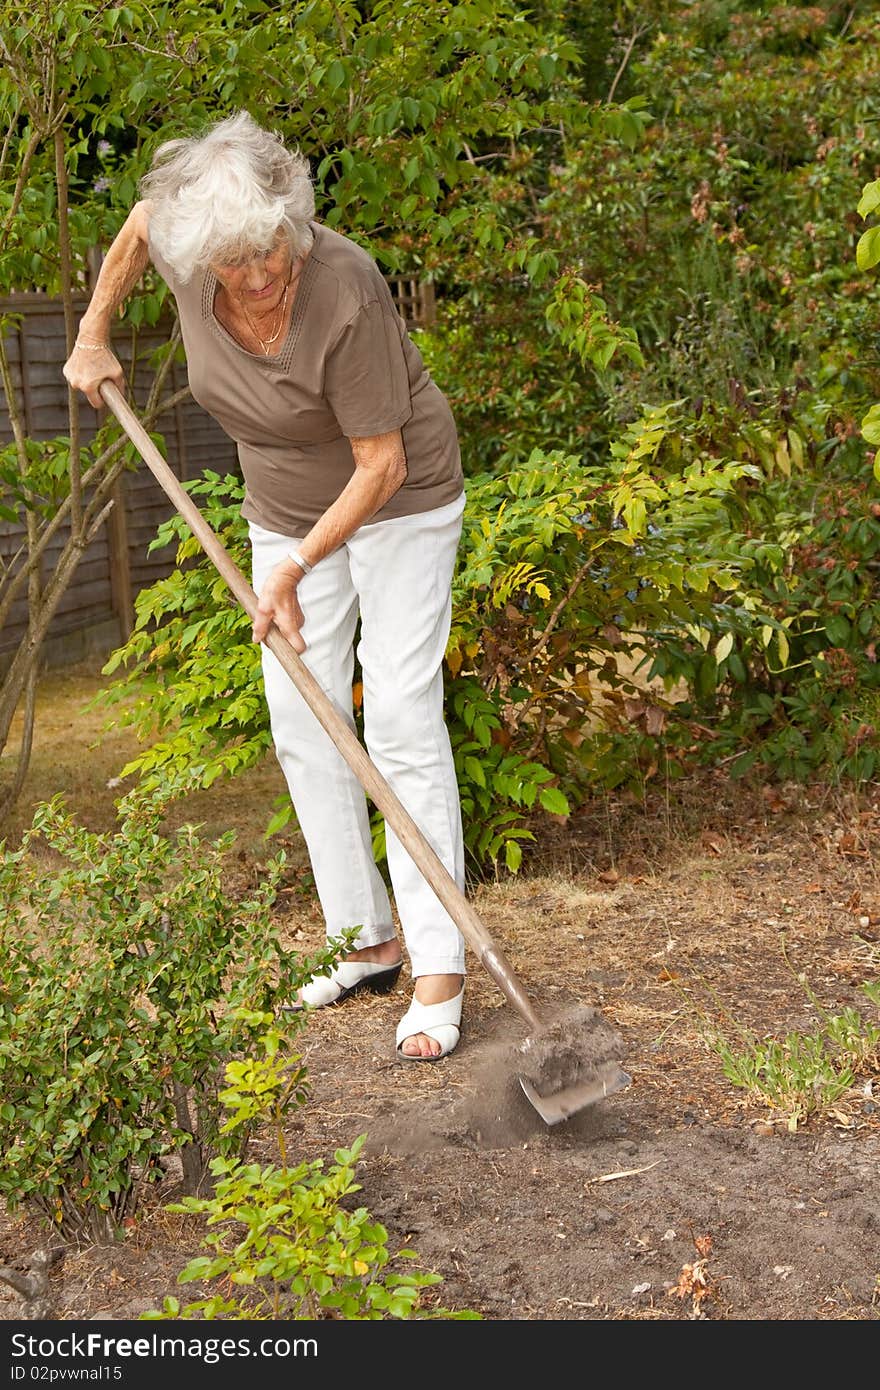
[
  {"x1": 62, "y1": 343, "x2": 126, "y2": 411},
  {"x1": 252, "y1": 559, "x2": 306, "y2": 652}
]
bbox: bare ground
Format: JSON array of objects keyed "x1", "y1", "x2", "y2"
[{"x1": 1, "y1": 662, "x2": 879, "y2": 1322}]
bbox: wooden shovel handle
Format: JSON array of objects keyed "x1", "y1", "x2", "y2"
[{"x1": 100, "y1": 381, "x2": 541, "y2": 1030}]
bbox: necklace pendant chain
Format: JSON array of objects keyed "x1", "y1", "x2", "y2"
[{"x1": 242, "y1": 279, "x2": 290, "y2": 354}]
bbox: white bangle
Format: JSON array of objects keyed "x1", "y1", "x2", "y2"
[
  {"x1": 75, "y1": 339, "x2": 111, "y2": 352},
  {"x1": 287, "y1": 548, "x2": 312, "y2": 574}
]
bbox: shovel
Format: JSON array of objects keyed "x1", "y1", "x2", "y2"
[{"x1": 100, "y1": 381, "x2": 631, "y2": 1124}]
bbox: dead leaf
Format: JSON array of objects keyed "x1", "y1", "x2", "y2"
[
  {"x1": 761, "y1": 784, "x2": 786, "y2": 814},
  {"x1": 645, "y1": 705, "x2": 666, "y2": 736},
  {"x1": 657, "y1": 966, "x2": 679, "y2": 982},
  {"x1": 668, "y1": 1259, "x2": 709, "y2": 1303},
  {"x1": 693, "y1": 1234, "x2": 713, "y2": 1259},
  {"x1": 598, "y1": 867, "x2": 619, "y2": 884}
]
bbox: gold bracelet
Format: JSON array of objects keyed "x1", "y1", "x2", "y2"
[{"x1": 75, "y1": 339, "x2": 111, "y2": 352}]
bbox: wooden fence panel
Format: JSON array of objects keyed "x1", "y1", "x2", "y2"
[{"x1": 0, "y1": 295, "x2": 237, "y2": 663}]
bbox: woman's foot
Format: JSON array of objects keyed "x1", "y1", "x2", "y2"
[
  {"x1": 293, "y1": 938, "x2": 403, "y2": 1009},
  {"x1": 347, "y1": 940, "x2": 403, "y2": 968},
  {"x1": 398, "y1": 974, "x2": 464, "y2": 1058}
]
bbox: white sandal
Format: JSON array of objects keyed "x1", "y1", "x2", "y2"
[
  {"x1": 395, "y1": 987, "x2": 464, "y2": 1061},
  {"x1": 294, "y1": 957, "x2": 402, "y2": 1010}
]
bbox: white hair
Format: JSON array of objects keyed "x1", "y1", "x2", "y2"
[{"x1": 141, "y1": 111, "x2": 315, "y2": 283}]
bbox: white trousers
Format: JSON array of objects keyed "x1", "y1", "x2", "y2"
[{"x1": 249, "y1": 493, "x2": 467, "y2": 979}]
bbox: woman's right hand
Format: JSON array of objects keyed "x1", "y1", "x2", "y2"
[
  {"x1": 62, "y1": 342, "x2": 126, "y2": 410},
  {"x1": 252, "y1": 559, "x2": 307, "y2": 653}
]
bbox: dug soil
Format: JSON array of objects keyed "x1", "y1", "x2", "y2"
[{"x1": 1, "y1": 663, "x2": 879, "y2": 1321}]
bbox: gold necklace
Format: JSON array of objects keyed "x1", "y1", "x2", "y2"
[
  {"x1": 240, "y1": 284, "x2": 287, "y2": 353},
  {"x1": 240, "y1": 280, "x2": 290, "y2": 354}
]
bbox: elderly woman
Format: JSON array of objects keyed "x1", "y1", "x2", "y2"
[{"x1": 63, "y1": 111, "x2": 466, "y2": 1060}]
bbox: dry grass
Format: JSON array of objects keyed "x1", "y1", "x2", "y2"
[{"x1": 1, "y1": 657, "x2": 291, "y2": 858}]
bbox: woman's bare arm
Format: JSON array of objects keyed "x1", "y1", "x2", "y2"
[
  {"x1": 251, "y1": 429, "x2": 408, "y2": 650},
  {"x1": 303, "y1": 429, "x2": 408, "y2": 561},
  {"x1": 62, "y1": 201, "x2": 151, "y2": 407}
]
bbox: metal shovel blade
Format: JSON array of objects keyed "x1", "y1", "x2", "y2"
[{"x1": 519, "y1": 1063, "x2": 632, "y2": 1125}]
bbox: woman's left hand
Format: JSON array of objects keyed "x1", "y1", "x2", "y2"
[{"x1": 252, "y1": 558, "x2": 307, "y2": 652}]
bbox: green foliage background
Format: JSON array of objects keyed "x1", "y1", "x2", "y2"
[{"x1": 4, "y1": 0, "x2": 880, "y2": 871}]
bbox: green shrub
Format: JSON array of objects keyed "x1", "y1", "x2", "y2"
[
  {"x1": 635, "y1": 405, "x2": 880, "y2": 785},
  {"x1": 98, "y1": 402, "x2": 771, "y2": 871},
  {"x1": 0, "y1": 780, "x2": 341, "y2": 1243},
  {"x1": 93, "y1": 5, "x2": 880, "y2": 840}
]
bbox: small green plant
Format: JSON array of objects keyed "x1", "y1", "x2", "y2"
[
  {"x1": 822, "y1": 1004, "x2": 880, "y2": 1069},
  {"x1": 0, "y1": 777, "x2": 342, "y2": 1243},
  {"x1": 143, "y1": 1022, "x2": 480, "y2": 1321},
  {"x1": 861, "y1": 980, "x2": 880, "y2": 1010},
  {"x1": 708, "y1": 977, "x2": 880, "y2": 1132},
  {"x1": 715, "y1": 1029, "x2": 856, "y2": 1132},
  {"x1": 685, "y1": 948, "x2": 880, "y2": 1132}
]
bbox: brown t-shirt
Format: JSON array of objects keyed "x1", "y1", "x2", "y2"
[{"x1": 148, "y1": 222, "x2": 463, "y2": 535}]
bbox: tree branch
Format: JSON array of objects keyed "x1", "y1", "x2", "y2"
[
  {"x1": 607, "y1": 25, "x2": 649, "y2": 105},
  {"x1": 0, "y1": 380, "x2": 191, "y2": 631},
  {"x1": 506, "y1": 555, "x2": 594, "y2": 736},
  {"x1": 0, "y1": 662, "x2": 36, "y2": 822},
  {"x1": 0, "y1": 384, "x2": 192, "y2": 637},
  {"x1": 0, "y1": 125, "x2": 43, "y2": 252},
  {"x1": 54, "y1": 125, "x2": 82, "y2": 531},
  {"x1": 0, "y1": 26, "x2": 43, "y2": 120},
  {"x1": 528, "y1": 554, "x2": 594, "y2": 665}
]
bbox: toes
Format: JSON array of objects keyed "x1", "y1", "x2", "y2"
[{"x1": 400, "y1": 1032, "x2": 440, "y2": 1058}]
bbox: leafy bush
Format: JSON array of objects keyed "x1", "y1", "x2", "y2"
[
  {"x1": 0, "y1": 780, "x2": 341, "y2": 1243},
  {"x1": 634, "y1": 417, "x2": 880, "y2": 783},
  {"x1": 100, "y1": 473, "x2": 266, "y2": 791},
  {"x1": 409, "y1": 5, "x2": 880, "y2": 797},
  {"x1": 0, "y1": 0, "x2": 650, "y2": 818},
  {"x1": 84, "y1": 4, "x2": 880, "y2": 853},
  {"x1": 98, "y1": 398, "x2": 776, "y2": 870}
]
